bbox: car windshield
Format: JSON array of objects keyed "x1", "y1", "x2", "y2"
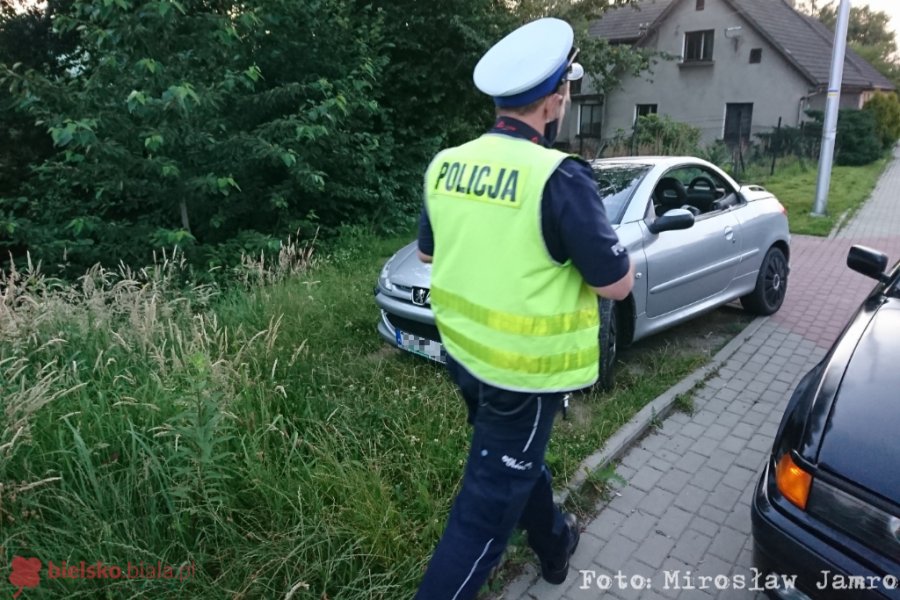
[{"x1": 591, "y1": 164, "x2": 652, "y2": 224}]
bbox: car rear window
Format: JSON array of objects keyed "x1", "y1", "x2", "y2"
[{"x1": 592, "y1": 164, "x2": 652, "y2": 224}]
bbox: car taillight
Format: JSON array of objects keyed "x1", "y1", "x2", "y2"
[
  {"x1": 778, "y1": 201, "x2": 787, "y2": 215},
  {"x1": 776, "y1": 452, "x2": 812, "y2": 510}
]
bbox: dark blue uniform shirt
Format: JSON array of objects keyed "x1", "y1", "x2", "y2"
[{"x1": 417, "y1": 117, "x2": 629, "y2": 288}]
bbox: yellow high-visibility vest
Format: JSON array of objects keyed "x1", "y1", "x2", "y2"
[{"x1": 425, "y1": 133, "x2": 599, "y2": 392}]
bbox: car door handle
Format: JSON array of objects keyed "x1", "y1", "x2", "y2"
[{"x1": 724, "y1": 226, "x2": 735, "y2": 242}]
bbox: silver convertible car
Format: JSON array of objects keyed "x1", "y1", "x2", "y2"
[{"x1": 374, "y1": 156, "x2": 790, "y2": 389}]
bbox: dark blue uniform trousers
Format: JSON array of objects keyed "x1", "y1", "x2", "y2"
[{"x1": 415, "y1": 357, "x2": 573, "y2": 599}]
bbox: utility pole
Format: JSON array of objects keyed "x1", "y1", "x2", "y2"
[{"x1": 812, "y1": 0, "x2": 851, "y2": 216}]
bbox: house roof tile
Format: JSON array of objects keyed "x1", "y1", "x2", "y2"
[
  {"x1": 589, "y1": 0, "x2": 895, "y2": 90},
  {"x1": 588, "y1": 0, "x2": 672, "y2": 42},
  {"x1": 726, "y1": 0, "x2": 894, "y2": 90}
]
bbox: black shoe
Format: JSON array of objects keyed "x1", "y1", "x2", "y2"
[{"x1": 540, "y1": 512, "x2": 580, "y2": 584}]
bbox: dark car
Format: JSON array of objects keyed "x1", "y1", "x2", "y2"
[{"x1": 751, "y1": 245, "x2": 900, "y2": 599}]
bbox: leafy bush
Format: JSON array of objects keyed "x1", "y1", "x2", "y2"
[
  {"x1": 835, "y1": 110, "x2": 883, "y2": 166},
  {"x1": 633, "y1": 114, "x2": 701, "y2": 155},
  {"x1": 602, "y1": 114, "x2": 701, "y2": 157},
  {"x1": 2, "y1": 0, "x2": 399, "y2": 275},
  {"x1": 759, "y1": 107, "x2": 886, "y2": 168},
  {"x1": 806, "y1": 109, "x2": 882, "y2": 166},
  {"x1": 755, "y1": 122, "x2": 822, "y2": 161},
  {"x1": 864, "y1": 91, "x2": 900, "y2": 150}
]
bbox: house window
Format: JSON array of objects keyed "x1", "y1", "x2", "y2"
[
  {"x1": 579, "y1": 103, "x2": 603, "y2": 138},
  {"x1": 724, "y1": 103, "x2": 753, "y2": 146},
  {"x1": 696, "y1": 0, "x2": 705, "y2": 10},
  {"x1": 635, "y1": 104, "x2": 658, "y2": 122},
  {"x1": 684, "y1": 30, "x2": 715, "y2": 62},
  {"x1": 749, "y1": 48, "x2": 762, "y2": 63}
]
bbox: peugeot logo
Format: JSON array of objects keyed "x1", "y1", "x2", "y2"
[{"x1": 412, "y1": 287, "x2": 430, "y2": 306}]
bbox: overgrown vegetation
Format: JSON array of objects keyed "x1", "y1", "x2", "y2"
[
  {"x1": 603, "y1": 113, "x2": 702, "y2": 157},
  {"x1": 0, "y1": 0, "x2": 650, "y2": 277},
  {"x1": 753, "y1": 107, "x2": 889, "y2": 169},
  {"x1": 0, "y1": 228, "x2": 747, "y2": 598}
]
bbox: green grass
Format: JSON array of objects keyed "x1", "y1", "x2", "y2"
[
  {"x1": 741, "y1": 155, "x2": 890, "y2": 236},
  {"x1": 0, "y1": 232, "x2": 745, "y2": 599}
]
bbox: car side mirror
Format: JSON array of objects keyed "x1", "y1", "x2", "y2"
[
  {"x1": 847, "y1": 245, "x2": 890, "y2": 283},
  {"x1": 647, "y1": 208, "x2": 695, "y2": 235}
]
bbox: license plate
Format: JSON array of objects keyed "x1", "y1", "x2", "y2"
[{"x1": 395, "y1": 328, "x2": 446, "y2": 364}]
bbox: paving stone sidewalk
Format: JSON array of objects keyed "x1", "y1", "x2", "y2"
[{"x1": 502, "y1": 147, "x2": 900, "y2": 600}]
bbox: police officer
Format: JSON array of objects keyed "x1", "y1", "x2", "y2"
[{"x1": 415, "y1": 17, "x2": 634, "y2": 599}]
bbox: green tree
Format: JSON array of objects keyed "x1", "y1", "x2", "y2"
[
  {"x1": 799, "y1": 1, "x2": 900, "y2": 90},
  {"x1": 1, "y1": 0, "x2": 647, "y2": 274},
  {"x1": 500, "y1": 0, "x2": 650, "y2": 93},
  {"x1": 0, "y1": 0, "x2": 78, "y2": 260},
  {"x1": 850, "y1": 42, "x2": 900, "y2": 93},
  {"x1": 2, "y1": 0, "x2": 393, "y2": 271},
  {"x1": 816, "y1": 3, "x2": 896, "y2": 51},
  {"x1": 864, "y1": 91, "x2": 900, "y2": 149},
  {"x1": 369, "y1": 0, "x2": 648, "y2": 214}
]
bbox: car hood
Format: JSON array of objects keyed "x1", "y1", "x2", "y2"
[
  {"x1": 386, "y1": 241, "x2": 431, "y2": 288},
  {"x1": 383, "y1": 223, "x2": 626, "y2": 289},
  {"x1": 817, "y1": 299, "x2": 900, "y2": 501}
]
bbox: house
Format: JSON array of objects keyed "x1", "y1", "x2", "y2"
[{"x1": 562, "y1": 0, "x2": 896, "y2": 152}]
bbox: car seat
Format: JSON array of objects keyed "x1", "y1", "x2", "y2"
[{"x1": 654, "y1": 177, "x2": 688, "y2": 215}]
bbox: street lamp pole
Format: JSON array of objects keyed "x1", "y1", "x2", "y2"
[{"x1": 812, "y1": 0, "x2": 852, "y2": 216}]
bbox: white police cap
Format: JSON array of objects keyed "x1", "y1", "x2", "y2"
[{"x1": 473, "y1": 18, "x2": 584, "y2": 108}]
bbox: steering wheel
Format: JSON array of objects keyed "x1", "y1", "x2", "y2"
[{"x1": 688, "y1": 176, "x2": 717, "y2": 191}]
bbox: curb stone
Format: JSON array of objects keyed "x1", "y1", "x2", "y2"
[
  {"x1": 554, "y1": 314, "x2": 768, "y2": 506},
  {"x1": 827, "y1": 210, "x2": 850, "y2": 240}
]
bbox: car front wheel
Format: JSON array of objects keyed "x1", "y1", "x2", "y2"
[
  {"x1": 597, "y1": 299, "x2": 618, "y2": 391},
  {"x1": 741, "y1": 246, "x2": 788, "y2": 315}
]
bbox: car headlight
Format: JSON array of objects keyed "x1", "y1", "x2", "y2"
[{"x1": 378, "y1": 257, "x2": 395, "y2": 292}]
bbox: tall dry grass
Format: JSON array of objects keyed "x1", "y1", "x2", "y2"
[{"x1": 0, "y1": 227, "x2": 732, "y2": 598}]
